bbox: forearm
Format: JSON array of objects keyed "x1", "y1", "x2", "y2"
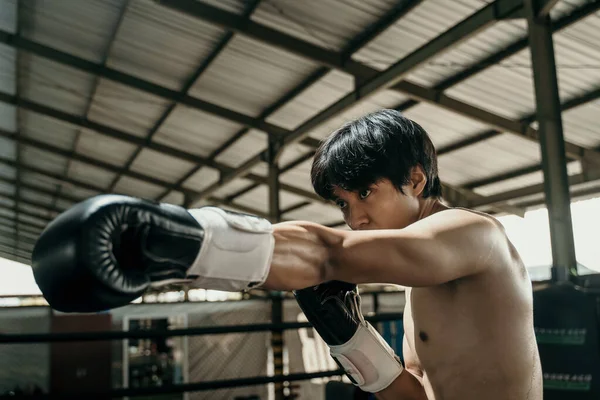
[{"x1": 261, "y1": 222, "x2": 342, "y2": 291}]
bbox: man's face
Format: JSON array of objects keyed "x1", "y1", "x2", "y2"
[{"x1": 332, "y1": 178, "x2": 420, "y2": 231}]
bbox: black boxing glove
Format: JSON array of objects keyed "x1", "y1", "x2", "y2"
[
  {"x1": 32, "y1": 195, "x2": 274, "y2": 313},
  {"x1": 294, "y1": 282, "x2": 404, "y2": 393}
]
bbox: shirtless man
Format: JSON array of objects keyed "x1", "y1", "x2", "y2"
[{"x1": 32, "y1": 110, "x2": 541, "y2": 399}]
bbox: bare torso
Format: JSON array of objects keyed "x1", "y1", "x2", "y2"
[{"x1": 402, "y1": 233, "x2": 543, "y2": 400}]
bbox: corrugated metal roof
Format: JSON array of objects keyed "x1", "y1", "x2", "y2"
[
  {"x1": 20, "y1": 145, "x2": 67, "y2": 176},
  {"x1": 130, "y1": 147, "x2": 196, "y2": 183},
  {"x1": 251, "y1": 0, "x2": 401, "y2": 53},
  {"x1": 19, "y1": 110, "x2": 78, "y2": 151},
  {"x1": 0, "y1": 134, "x2": 16, "y2": 161},
  {"x1": 74, "y1": 129, "x2": 137, "y2": 167},
  {"x1": 155, "y1": 104, "x2": 244, "y2": 158},
  {"x1": 19, "y1": 53, "x2": 94, "y2": 116},
  {"x1": 189, "y1": 34, "x2": 318, "y2": 117},
  {"x1": 181, "y1": 166, "x2": 220, "y2": 192},
  {"x1": 211, "y1": 177, "x2": 256, "y2": 199},
  {"x1": 553, "y1": 12, "x2": 600, "y2": 102},
  {"x1": 406, "y1": 19, "x2": 527, "y2": 88},
  {"x1": 234, "y1": 185, "x2": 308, "y2": 215},
  {"x1": 200, "y1": 0, "x2": 248, "y2": 15},
  {"x1": 309, "y1": 90, "x2": 412, "y2": 140},
  {"x1": 113, "y1": 175, "x2": 164, "y2": 199},
  {"x1": 475, "y1": 161, "x2": 582, "y2": 197},
  {"x1": 0, "y1": 44, "x2": 15, "y2": 96},
  {"x1": 445, "y1": 46, "x2": 535, "y2": 120},
  {"x1": 550, "y1": 0, "x2": 590, "y2": 20},
  {"x1": 353, "y1": 0, "x2": 493, "y2": 71},
  {"x1": 439, "y1": 134, "x2": 541, "y2": 186},
  {"x1": 88, "y1": 78, "x2": 171, "y2": 138},
  {"x1": 108, "y1": 0, "x2": 227, "y2": 91},
  {"x1": 0, "y1": 163, "x2": 16, "y2": 181},
  {"x1": 0, "y1": 102, "x2": 16, "y2": 133},
  {"x1": 0, "y1": 180, "x2": 14, "y2": 196},
  {"x1": 562, "y1": 100, "x2": 600, "y2": 148},
  {"x1": 159, "y1": 191, "x2": 185, "y2": 207},
  {"x1": 284, "y1": 202, "x2": 341, "y2": 225},
  {"x1": 20, "y1": 0, "x2": 125, "y2": 63},
  {"x1": 0, "y1": 0, "x2": 16, "y2": 33},
  {"x1": 214, "y1": 129, "x2": 267, "y2": 168},
  {"x1": 67, "y1": 160, "x2": 116, "y2": 189},
  {"x1": 280, "y1": 158, "x2": 316, "y2": 195},
  {"x1": 19, "y1": 171, "x2": 60, "y2": 192},
  {"x1": 19, "y1": 188, "x2": 55, "y2": 208},
  {"x1": 403, "y1": 102, "x2": 493, "y2": 148},
  {"x1": 266, "y1": 69, "x2": 353, "y2": 130}
]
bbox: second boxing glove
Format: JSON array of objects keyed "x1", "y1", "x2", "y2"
[
  {"x1": 32, "y1": 194, "x2": 274, "y2": 313},
  {"x1": 294, "y1": 281, "x2": 404, "y2": 393}
]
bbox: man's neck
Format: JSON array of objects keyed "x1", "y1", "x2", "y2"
[{"x1": 417, "y1": 198, "x2": 448, "y2": 221}]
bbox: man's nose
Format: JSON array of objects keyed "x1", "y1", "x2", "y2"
[{"x1": 347, "y1": 207, "x2": 369, "y2": 230}]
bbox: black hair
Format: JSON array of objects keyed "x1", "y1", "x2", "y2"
[{"x1": 310, "y1": 109, "x2": 442, "y2": 201}]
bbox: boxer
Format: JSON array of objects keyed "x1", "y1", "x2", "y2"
[{"x1": 32, "y1": 109, "x2": 542, "y2": 399}]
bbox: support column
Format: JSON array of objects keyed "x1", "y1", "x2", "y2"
[
  {"x1": 267, "y1": 139, "x2": 285, "y2": 400},
  {"x1": 525, "y1": 0, "x2": 577, "y2": 282}
]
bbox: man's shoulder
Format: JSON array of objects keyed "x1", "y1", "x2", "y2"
[{"x1": 423, "y1": 207, "x2": 504, "y2": 235}]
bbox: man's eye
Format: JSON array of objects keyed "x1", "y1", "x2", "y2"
[
  {"x1": 336, "y1": 200, "x2": 347, "y2": 209},
  {"x1": 359, "y1": 189, "x2": 372, "y2": 200}
]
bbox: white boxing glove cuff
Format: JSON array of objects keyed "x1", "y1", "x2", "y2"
[
  {"x1": 180, "y1": 207, "x2": 274, "y2": 292},
  {"x1": 330, "y1": 322, "x2": 404, "y2": 393}
]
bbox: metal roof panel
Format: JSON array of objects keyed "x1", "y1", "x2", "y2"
[
  {"x1": 88, "y1": 78, "x2": 172, "y2": 138},
  {"x1": 108, "y1": 0, "x2": 227, "y2": 91},
  {"x1": 438, "y1": 134, "x2": 541, "y2": 186},
  {"x1": 155, "y1": 104, "x2": 244, "y2": 158},
  {"x1": 251, "y1": 0, "x2": 401, "y2": 53},
  {"x1": 189, "y1": 34, "x2": 318, "y2": 117},
  {"x1": 21, "y1": 0, "x2": 127, "y2": 63},
  {"x1": 19, "y1": 53, "x2": 95, "y2": 116},
  {"x1": 130, "y1": 147, "x2": 196, "y2": 183},
  {"x1": 352, "y1": 0, "x2": 492, "y2": 70},
  {"x1": 75, "y1": 129, "x2": 138, "y2": 167}
]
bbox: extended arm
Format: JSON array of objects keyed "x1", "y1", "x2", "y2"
[{"x1": 264, "y1": 209, "x2": 507, "y2": 291}]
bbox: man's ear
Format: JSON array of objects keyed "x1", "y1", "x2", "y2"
[{"x1": 409, "y1": 165, "x2": 427, "y2": 196}]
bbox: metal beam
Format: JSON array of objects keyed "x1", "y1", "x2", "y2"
[
  {"x1": 535, "y1": 0, "x2": 561, "y2": 17},
  {"x1": 281, "y1": 201, "x2": 311, "y2": 215},
  {"x1": 438, "y1": 85, "x2": 600, "y2": 187},
  {"x1": 185, "y1": 0, "x2": 523, "y2": 205},
  {"x1": 52, "y1": 0, "x2": 130, "y2": 213},
  {"x1": 154, "y1": 0, "x2": 420, "y2": 203},
  {"x1": 0, "y1": 204, "x2": 52, "y2": 225},
  {"x1": 0, "y1": 29, "x2": 290, "y2": 137},
  {"x1": 393, "y1": 81, "x2": 600, "y2": 166},
  {"x1": 464, "y1": 163, "x2": 543, "y2": 189},
  {"x1": 0, "y1": 176, "x2": 82, "y2": 206},
  {"x1": 0, "y1": 217, "x2": 44, "y2": 235},
  {"x1": 107, "y1": 0, "x2": 262, "y2": 193},
  {"x1": 525, "y1": 0, "x2": 576, "y2": 281},
  {"x1": 471, "y1": 168, "x2": 600, "y2": 210},
  {"x1": 0, "y1": 94, "x2": 322, "y2": 204},
  {"x1": 0, "y1": 139, "x2": 275, "y2": 222},
  {"x1": 0, "y1": 244, "x2": 30, "y2": 259},
  {"x1": 422, "y1": 0, "x2": 600, "y2": 92}
]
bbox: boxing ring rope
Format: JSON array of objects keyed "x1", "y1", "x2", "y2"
[
  {"x1": 0, "y1": 312, "x2": 403, "y2": 343},
  {"x1": 0, "y1": 312, "x2": 403, "y2": 398},
  {"x1": 1, "y1": 370, "x2": 346, "y2": 399}
]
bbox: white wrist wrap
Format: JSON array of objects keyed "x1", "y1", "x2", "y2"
[
  {"x1": 330, "y1": 322, "x2": 404, "y2": 393},
  {"x1": 184, "y1": 207, "x2": 274, "y2": 292}
]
